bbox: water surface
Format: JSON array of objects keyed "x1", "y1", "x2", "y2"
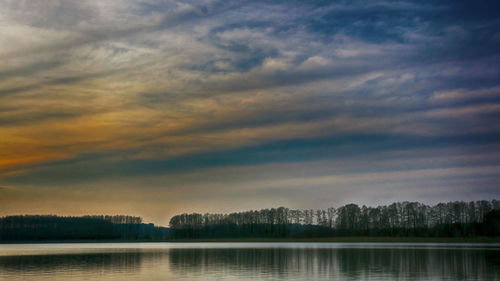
[{"x1": 1, "y1": 242, "x2": 499, "y2": 281}]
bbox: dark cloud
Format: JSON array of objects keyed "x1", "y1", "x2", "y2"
[
  {"x1": 0, "y1": 111, "x2": 82, "y2": 127},
  {"x1": 0, "y1": 60, "x2": 64, "y2": 80},
  {"x1": 5, "y1": 130, "x2": 500, "y2": 185},
  {"x1": 0, "y1": 70, "x2": 119, "y2": 97}
]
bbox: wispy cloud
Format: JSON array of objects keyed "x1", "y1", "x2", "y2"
[{"x1": 0, "y1": 0, "x2": 499, "y2": 223}]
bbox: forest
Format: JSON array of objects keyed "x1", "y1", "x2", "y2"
[
  {"x1": 1, "y1": 200, "x2": 499, "y2": 241},
  {"x1": 169, "y1": 200, "x2": 500, "y2": 239},
  {"x1": 0, "y1": 215, "x2": 170, "y2": 241}
]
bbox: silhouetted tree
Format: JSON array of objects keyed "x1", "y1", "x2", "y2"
[
  {"x1": 0, "y1": 215, "x2": 170, "y2": 241},
  {"x1": 169, "y1": 200, "x2": 499, "y2": 239}
]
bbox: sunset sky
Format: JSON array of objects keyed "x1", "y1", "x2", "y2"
[{"x1": 1, "y1": 0, "x2": 499, "y2": 225}]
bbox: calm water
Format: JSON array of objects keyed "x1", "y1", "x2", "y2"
[{"x1": 1, "y1": 243, "x2": 499, "y2": 281}]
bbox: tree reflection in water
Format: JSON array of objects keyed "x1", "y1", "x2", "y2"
[
  {"x1": 0, "y1": 245, "x2": 499, "y2": 281},
  {"x1": 168, "y1": 247, "x2": 500, "y2": 280}
]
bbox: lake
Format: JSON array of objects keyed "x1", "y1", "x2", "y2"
[{"x1": 1, "y1": 242, "x2": 499, "y2": 281}]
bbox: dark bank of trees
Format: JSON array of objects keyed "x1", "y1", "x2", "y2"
[
  {"x1": 1, "y1": 200, "x2": 499, "y2": 241},
  {"x1": 0, "y1": 215, "x2": 170, "y2": 241},
  {"x1": 169, "y1": 200, "x2": 500, "y2": 239}
]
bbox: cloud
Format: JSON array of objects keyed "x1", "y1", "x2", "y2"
[
  {"x1": 430, "y1": 86, "x2": 500, "y2": 105},
  {"x1": 0, "y1": 60, "x2": 65, "y2": 80},
  {"x1": 0, "y1": 0, "x2": 499, "y2": 222}
]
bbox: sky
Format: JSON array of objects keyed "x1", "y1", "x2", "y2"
[{"x1": 1, "y1": 0, "x2": 499, "y2": 225}]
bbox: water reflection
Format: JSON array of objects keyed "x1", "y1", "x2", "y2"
[
  {"x1": 0, "y1": 244, "x2": 499, "y2": 281},
  {"x1": 0, "y1": 252, "x2": 144, "y2": 275},
  {"x1": 168, "y1": 247, "x2": 500, "y2": 281}
]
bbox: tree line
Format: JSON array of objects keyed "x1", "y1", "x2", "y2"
[
  {"x1": 169, "y1": 200, "x2": 500, "y2": 238},
  {"x1": 0, "y1": 215, "x2": 170, "y2": 241},
  {"x1": 1, "y1": 200, "x2": 498, "y2": 241}
]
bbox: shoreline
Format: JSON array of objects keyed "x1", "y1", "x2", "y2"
[{"x1": 1, "y1": 237, "x2": 500, "y2": 244}]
